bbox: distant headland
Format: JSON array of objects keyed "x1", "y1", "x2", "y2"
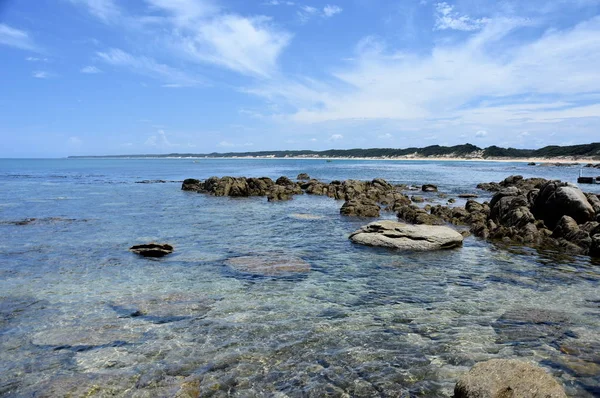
[{"x1": 68, "y1": 142, "x2": 600, "y2": 162}]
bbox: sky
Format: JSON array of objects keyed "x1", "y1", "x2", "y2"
[{"x1": 1, "y1": 0, "x2": 600, "y2": 157}]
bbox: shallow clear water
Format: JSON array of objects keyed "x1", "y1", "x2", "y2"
[{"x1": 1, "y1": 159, "x2": 599, "y2": 397}]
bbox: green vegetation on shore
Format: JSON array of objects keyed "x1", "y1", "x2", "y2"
[{"x1": 69, "y1": 142, "x2": 600, "y2": 160}]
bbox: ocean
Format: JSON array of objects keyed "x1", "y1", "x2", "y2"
[{"x1": 1, "y1": 158, "x2": 599, "y2": 397}]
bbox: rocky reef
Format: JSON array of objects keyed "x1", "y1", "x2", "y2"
[{"x1": 182, "y1": 174, "x2": 600, "y2": 257}]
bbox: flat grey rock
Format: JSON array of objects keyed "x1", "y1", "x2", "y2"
[{"x1": 349, "y1": 220, "x2": 463, "y2": 251}]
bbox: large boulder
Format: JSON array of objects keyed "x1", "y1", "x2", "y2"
[
  {"x1": 397, "y1": 205, "x2": 444, "y2": 225},
  {"x1": 454, "y1": 359, "x2": 567, "y2": 398},
  {"x1": 349, "y1": 221, "x2": 463, "y2": 251},
  {"x1": 340, "y1": 196, "x2": 380, "y2": 217},
  {"x1": 533, "y1": 181, "x2": 595, "y2": 228},
  {"x1": 552, "y1": 215, "x2": 592, "y2": 250}
]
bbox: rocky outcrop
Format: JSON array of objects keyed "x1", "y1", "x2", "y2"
[
  {"x1": 130, "y1": 243, "x2": 174, "y2": 258},
  {"x1": 267, "y1": 185, "x2": 303, "y2": 201},
  {"x1": 532, "y1": 181, "x2": 595, "y2": 227},
  {"x1": 477, "y1": 175, "x2": 547, "y2": 192},
  {"x1": 297, "y1": 173, "x2": 310, "y2": 180},
  {"x1": 340, "y1": 196, "x2": 380, "y2": 217},
  {"x1": 454, "y1": 359, "x2": 567, "y2": 398},
  {"x1": 422, "y1": 184, "x2": 438, "y2": 192},
  {"x1": 349, "y1": 221, "x2": 463, "y2": 251}
]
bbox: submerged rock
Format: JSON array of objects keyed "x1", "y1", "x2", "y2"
[
  {"x1": 129, "y1": 243, "x2": 174, "y2": 258},
  {"x1": 225, "y1": 255, "x2": 311, "y2": 276},
  {"x1": 349, "y1": 221, "x2": 463, "y2": 251},
  {"x1": 455, "y1": 359, "x2": 567, "y2": 398}
]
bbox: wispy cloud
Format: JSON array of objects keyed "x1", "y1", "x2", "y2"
[
  {"x1": 298, "y1": 4, "x2": 343, "y2": 22},
  {"x1": 97, "y1": 48, "x2": 203, "y2": 86},
  {"x1": 245, "y1": 15, "x2": 600, "y2": 144},
  {"x1": 32, "y1": 71, "x2": 51, "y2": 79},
  {"x1": 434, "y1": 2, "x2": 489, "y2": 31},
  {"x1": 26, "y1": 56, "x2": 48, "y2": 62},
  {"x1": 323, "y1": 5, "x2": 343, "y2": 18},
  {"x1": 71, "y1": 0, "x2": 292, "y2": 79},
  {"x1": 262, "y1": 0, "x2": 295, "y2": 5},
  {"x1": 80, "y1": 65, "x2": 102, "y2": 74},
  {"x1": 69, "y1": 0, "x2": 121, "y2": 23},
  {"x1": 0, "y1": 24, "x2": 37, "y2": 51}
]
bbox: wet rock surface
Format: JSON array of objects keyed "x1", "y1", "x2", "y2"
[
  {"x1": 129, "y1": 243, "x2": 174, "y2": 257},
  {"x1": 340, "y1": 196, "x2": 381, "y2": 217},
  {"x1": 454, "y1": 359, "x2": 567, "y2": 398},
  {"x1": 349, "y1": 221, "x2": 464, "y2": 251}
]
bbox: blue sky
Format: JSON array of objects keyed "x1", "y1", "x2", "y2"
[{"x1": 1, "y1": 0, "x2": 600, "y2": 157}]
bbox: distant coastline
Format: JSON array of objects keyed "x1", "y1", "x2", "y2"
[{"x1": 68, "y1": 142, "x2": 600, "y2": 162}]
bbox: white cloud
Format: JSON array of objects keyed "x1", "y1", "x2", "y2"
[
  {"x1": 263, "y1": 0, "x2": 295, "y2": 5},
  {"x1": 0, "y1": 24, "x2": 37, "y2": 51},
  {"x1": 97, "y1": 48, "x2": 202, "y2": 86},
  {"x1": 329, "y1": 134, "x2": 343, "y2": 141},
  {"x1": 475, "y1": 130, "x2": 488, "y2": 137},
  {"x1": 175, "y1": 14, "x2": 292, "y2": 77},
  {"x1": 323, "y1": 5, "x2": 343, "y2": 18},
  {"x1": 218, "y1": 140, "x2": 234, "y2": 147},
  {"x1": 69, "y1": 0, "x2": 121, "y2": 22},
  {"x1": 32, "y1": 71, "x2": 51, "y2": 79},
  {"x1": 26, "y1": 56, "x2": 48, "y2": 62},
  {"x1": 298, "y1": 4, "x2": 343, "y2": 22},
  {"x1": 434, "y1": 2, "x2": 489, "y2": 31},
  {"x1": 378, "y1": 133, "x2": 393, "y2": 139},
  {"x1": 80, "y1": 65, "x2": 102, "y2": 74},
  {"x1": 144, "y1": 129, "x2": 193, "y2": 148}
]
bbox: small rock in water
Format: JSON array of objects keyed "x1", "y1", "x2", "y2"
[
  {"x1": 349, "y1": 221, "x2": 463, "y2": 251},
  {"x1": 225, "y1": 254, "x2": 311, "y2": 276},
  {"x1": 422, "y1": 184, "x2": 438, "y2": 192},
  {"x1": 129, "y1": 243, "x2": 174, "y2": 258},
  {"x1": 458, "y1": 194, "x2": 479, "y2": 199},
  {"x1": 455, "y1": 359, "x2": 567, "y2": 398}
]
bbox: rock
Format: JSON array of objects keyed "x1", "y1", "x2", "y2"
[
  {"x1": 422, "y1": 184, "x2": 438, "y2": 192},
  {"x1": 411, "y1": 195, "x2": 425, "y2": 203},
  {"x1": 493, "y1": 308, "x2": 572, "y2": 347},
  {"x1": 302, "y1": 179, "x2": 329, "y2": 196},
  {"x1": 528, "y1": 162, "x2": 536, "y2": 166},
  {"x1": 458, "y1": 194, "x2": 479, "y2": 199},
  {"x1": 477, "y1": 176, "x2": 547, "y2": 192},
  {"x1": 533, "y1": 181, "x2": 595, "y2": 228},
  {"x1": 552, "y1": 215, "x2": 591, "y2": 250},
  {"x1": 275, "y1": 176, "x2": 294, "y2": 186},
  {"x1": 246, "y1": 177, "x2": 275, "y2": 196},
  {"x1": 448, "y1": 198, "x2": 456, "y2": 204},
  {"x1": 349, "y1": 221, "x2": 463, "y2": 251},
  {"x1": 585, "y1": 193, "x2": 600, "y2": 214},
  {"x1": 340, "y1": 196, "x2": 380, "y2": 217},
  {"x1": 267, "y1": 184, "x2": 302, "y2": 202},
  {"x1": 589, "y1": 234, "x2": 600, "y2": 257},
  {"x1": 454, "y1": 359, "x2": 567, "y2": 398},
  {"x1": 129, "y1": 243, "x2": 174, "y2": 258},
  {"x1": 297, "y1": 173, "x2": 310, "y2": 180},
  {"x1": 396, "y1": 205, "x2": 444, "y2": 225},
  {"x1": 182, "y1": 178, "x2": 202, "y2": 191},
  {"x1": 225, "y1": 255, "x2": 310, "y2": 276},
  {"x1": 205, "y1": 176, "x2": 250, "y2": 197}
]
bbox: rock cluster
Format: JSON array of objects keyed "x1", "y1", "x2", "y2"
[
  {"x1": 183, "y1": 176, "x2": 412, "y2": 217},
  {"x1": 407, "y1": 175, "x2": 600, "y2": 256},
  {"x1": 454, "y1": 359, "x2": 567, "y2": 398}
]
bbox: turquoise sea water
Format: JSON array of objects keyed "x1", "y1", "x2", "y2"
[{"x1": 1, "y1": 158, "x2": 599, "y2": 397}]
